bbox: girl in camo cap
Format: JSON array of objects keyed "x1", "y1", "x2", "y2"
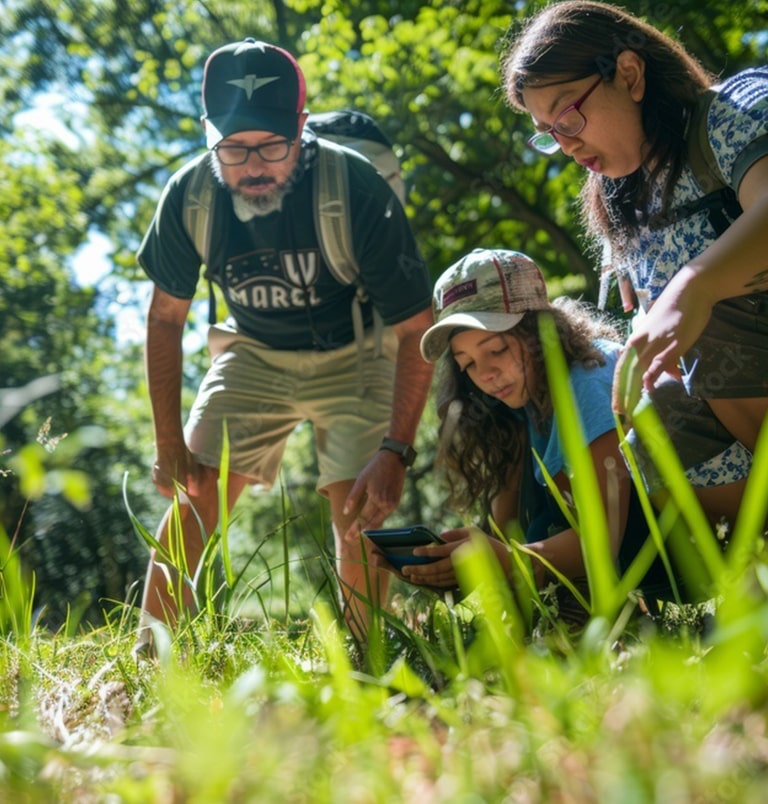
[{"x1": 394, "y1": 248, "x2": 676, "y2": 607}]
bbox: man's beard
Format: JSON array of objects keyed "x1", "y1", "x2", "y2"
[{"x1": 212, "y1": 159, "x2": 303, "y2": 219}]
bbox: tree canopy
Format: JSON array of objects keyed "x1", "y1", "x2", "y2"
[{"x1": 5, "y1": 0, "x2": 765, "y2": 290}]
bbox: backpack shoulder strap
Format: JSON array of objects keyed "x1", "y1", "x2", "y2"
[
  {"x1": 181, "y1": 153, "x2": 219, "y2": 324},
  {"x1": 182, "y1": 153, "x2": 217, "y2": 269},
  {"x1": 313, "y1": 138, "x2": 359, "y2": 286},
  {"x1": 648, "y1": 88, "x2": 743, "y2": 235},
  {"x1": 313, "y1": 138, "x2": 385, "y2": 371},
  {"x1": 686, "y1": 88, "x2": 726, "y2": 194}
]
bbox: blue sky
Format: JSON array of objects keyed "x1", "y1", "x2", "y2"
[{"x1": 16, "y1": 96, "x2": 151, "y2": 343}]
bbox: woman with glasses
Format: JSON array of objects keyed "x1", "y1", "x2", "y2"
[{"x1": 501, "y1": 1, "x2": 768, "y2": 539}]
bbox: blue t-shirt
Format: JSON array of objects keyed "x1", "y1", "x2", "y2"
[{"x1": 527, "y1": 340, "x2": 620, "y2": 485}]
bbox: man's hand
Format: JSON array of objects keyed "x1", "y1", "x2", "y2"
[
  {"x1": 151, "y1": 442, "x2": 204, "y2": 499},
  {"x1": 342, "y1": 449, "x2": 406, "y2": 534},
  {"x1": 341, "y1": 306, "x2": 434, "y2": 537},
  {"x1": 612, "y1": 266, "x2": 711, "y2": 415}
]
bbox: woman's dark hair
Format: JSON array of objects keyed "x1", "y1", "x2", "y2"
[
  {"x1": 435, "y1": 297, "x2": 619, "y2": 517},
  {"x1": 500, "y1": 1, "x2": 715, "y2": 255}
]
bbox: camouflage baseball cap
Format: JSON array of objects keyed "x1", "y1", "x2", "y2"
[
  {"x1": 201, "y1": 39, "x2": 306, "y2": 148},
  {"x1": 420, "y1": 248, "x2": 550, "y2": 362}
]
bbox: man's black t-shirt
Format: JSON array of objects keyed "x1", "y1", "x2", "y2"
[{"x1": 137, "y1": 135, "x2": 432, "y2": 350}]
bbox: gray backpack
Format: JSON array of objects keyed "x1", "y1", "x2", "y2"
[{"x1": 181, "y1": 109, "x2": 405, "y2": 327}]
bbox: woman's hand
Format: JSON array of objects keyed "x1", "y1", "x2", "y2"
[{"x1": 612, "y1": 266, "x2": 709, "y2": 414}]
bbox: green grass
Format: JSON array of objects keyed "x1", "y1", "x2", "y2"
[
  {"x1": 1, "y1": 591, "x2": 767, "y2": 803},
  {"x1": 2, "y1": 339, "x2": 768, "y2": 802}
]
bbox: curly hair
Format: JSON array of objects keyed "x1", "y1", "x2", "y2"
[
  {"x1": 500, "y1": 0, "x2": 715, "y2": 257},
  {"x1": 435, "y1": 297, "x2": 620, "y2": 517}
]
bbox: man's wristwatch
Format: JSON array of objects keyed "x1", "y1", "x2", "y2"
[{"x1": 378, "y1": 437, "x2": 417, "y2": 467}]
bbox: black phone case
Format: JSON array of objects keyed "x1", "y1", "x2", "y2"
[
  {"x1": 362, "y1": 525, "x2": 444, "y2": 569},
  {"x1": 362, "y1": 525, "x2": 443, "y2": 548}
]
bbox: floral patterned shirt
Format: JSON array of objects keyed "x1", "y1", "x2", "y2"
[{"x1": 612, "y1": 67, "x2": 768, "y2": 308}]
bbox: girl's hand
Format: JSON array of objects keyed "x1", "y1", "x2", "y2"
[{"x1": 400, "y1": 527, "x2": 512, "y2": 588}]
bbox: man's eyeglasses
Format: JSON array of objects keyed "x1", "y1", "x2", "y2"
[
  {"x1": 528, "y1": 75, "x2": 603, "y2": 155},
  {"x1": 213, "y1": 139, "x2": 293, "y2": 165}
]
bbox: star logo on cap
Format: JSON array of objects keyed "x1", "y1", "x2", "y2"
[{"x1": 227, "y1": 74, "x2": 279, "y2": 100}]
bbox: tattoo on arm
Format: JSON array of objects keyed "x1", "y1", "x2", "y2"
[{"x1": 744, "y1": 266, "x2": 768, "y2": 292}]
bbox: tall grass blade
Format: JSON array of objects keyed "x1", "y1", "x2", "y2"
[
  {"x1": 488, "y1": 517, "x2": 536, "y2": 630},
  {"x1": 727, "y1": 413, "x2": 768, "y2": 575},
  {"x1": 453, "y1": 532, "x2": 522, "y2": 692},
  {"x1": 279, "y1": 480, "x2": 291, "y2": 623},
  {"x1": 0, "y1": 524, "x2": 34, "y2": 643},
  {"x1": 630, "y1": 398, "x2": 724, "y2": 586},
  {"x1": 311, "y1": 602, "x2": 385, "y2": 745},
  {"x1": 192, "y1": 526, "x2": 227, "y2": 617},
  {"x1": 615, "y1": 417, "x2": 684, "y2": 606},
  {"x1": 519, "y1": 454, "x2": 592, "y2": 616},
  {"x1": 530, "y1": 450, "x2": 579, "y2": 532},
  {"x1": 217, "y1": 422, "x2": 235, "y2": 588},
  {"x1": 538, "y1": 314, "x2": 619, "y2": 617},
  {"x1": 122, "y1": 472, "x2": 174, "y2": 566}
]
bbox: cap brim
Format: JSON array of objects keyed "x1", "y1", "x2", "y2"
[
  {"x1": 419, "y1": 311, "x2": 525, "y2": 362},
  {"x1": 205, "y1": 110, "x2": 300, "y2": 147}
]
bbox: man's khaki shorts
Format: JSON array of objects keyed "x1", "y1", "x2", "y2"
[{"x1": 184, "y1": 323, "x2": 399, "y2": 492}]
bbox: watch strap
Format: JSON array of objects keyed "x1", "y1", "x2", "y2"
[{"x1": 379, "y1": 437, "x2": 417, "y2": 467}]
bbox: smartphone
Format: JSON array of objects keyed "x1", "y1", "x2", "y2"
[{"x1": 362, "y1": 525, "x2": 444, "y2": 569}]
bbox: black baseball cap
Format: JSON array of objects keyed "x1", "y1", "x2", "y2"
[{"x1": 201, "y1": 39, "x2": 306, "y2": 148}]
